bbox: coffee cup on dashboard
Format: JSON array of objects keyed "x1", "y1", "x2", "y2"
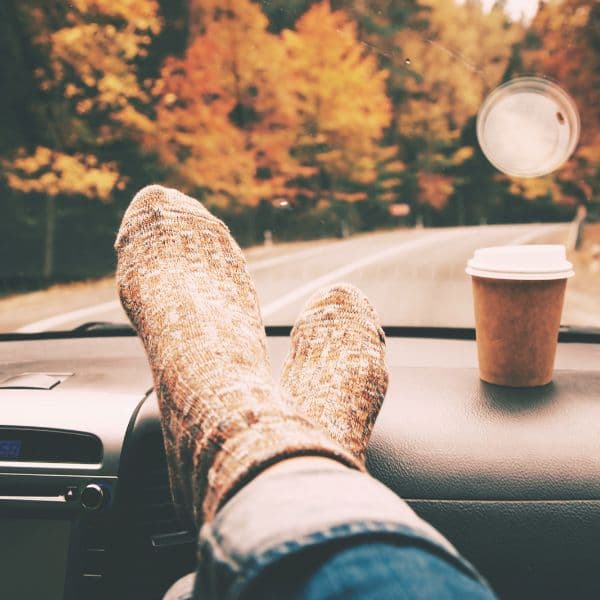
[{"x1": 466, "y1": 245, "x2": 574, "y2": 387}]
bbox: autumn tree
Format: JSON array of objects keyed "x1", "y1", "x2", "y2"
[
  {"x1": 283, "y1": 1, "x2": 393, "y2": 207},
  {"x1": 393, "y1": 0, "x2": 521, "y2": 215},
  {"x1": 5, "y1": 0, "x2": 161, "y2": 197},
  {"x1": 150, "y1": 0, "x2": 393, "y2": 220},
  {"x1": 149, "y1": 0, "x2": 307, "y2": 208},
  {"x1": 520, "y1": 0, "x2": 600, "y2": 207},
  {"x1": 2, "y1": 0, "x2": 161, "y2": 277}
]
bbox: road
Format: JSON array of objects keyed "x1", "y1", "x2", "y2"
[{"x1": 6, "y1": 222, "x2": 590, "y2": 333}]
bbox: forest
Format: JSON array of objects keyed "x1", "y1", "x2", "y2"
[{"x1": 0, "y1": 0, "x2": 598, "y2": 290}]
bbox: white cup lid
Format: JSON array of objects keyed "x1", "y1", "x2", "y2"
[
  {"x1": 477, "y1": 77, "x2": 580, "y2": 178},
  {"x1": 466, "y1": 245, "x2": 574, "y2": 280}
]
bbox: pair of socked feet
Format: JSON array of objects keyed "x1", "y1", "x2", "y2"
[{"x1": 115, "y1": 185, "x2": 388, "y2": 528}]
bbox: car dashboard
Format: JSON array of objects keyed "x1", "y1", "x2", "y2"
[{"x1": 1, "y1": 331, "x2": 599, "y2": 600}]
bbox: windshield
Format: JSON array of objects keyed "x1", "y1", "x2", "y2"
[{"x1": 0, "y1": 0, "x2": 598, "y2": 333}]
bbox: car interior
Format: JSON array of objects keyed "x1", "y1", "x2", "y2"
[{"x1": 1, "y1": 324, "x2": 599, "y2": 599}]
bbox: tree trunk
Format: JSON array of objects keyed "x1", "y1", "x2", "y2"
[{"x1": 43, "y1": 195, "x2": 56, "y2": 280}]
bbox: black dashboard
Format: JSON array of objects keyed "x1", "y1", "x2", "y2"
[{"x1": 1, "y1": 332, "x2": 599, "y2": 599}]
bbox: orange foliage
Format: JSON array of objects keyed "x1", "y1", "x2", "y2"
[
  {"x1": 5, "y1": 0, "x2": 161, "y2": 200},
  {"x1": 418, "y1": 172, "x2": 454, "y2": 209},
  {"x1": 284, "y1": 2, "x2": 392, "y2": 187},
  {"x1": 397, "y1": 0, "x2": 521, "y2": 142},
  {"x1": 523, "y1": 0, "x2": 600, "y2": 202},
  {"x1": 149, "y1": 0, "x2": 307, "y2": 206},
  {"x1": 149, "y1": 0, "x2": 391, "y2": 206}
]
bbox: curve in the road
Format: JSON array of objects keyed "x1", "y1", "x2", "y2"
[
  {"x1": 260, "y1": 228, "x2": 466, "y2": 318},
  {"x1": 16, "y1": 223, "x2": 568, "y2": 333}
]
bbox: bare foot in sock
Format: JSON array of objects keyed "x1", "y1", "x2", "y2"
[
  {"x1": 115, "y1": 185, "x2": 361, "y2": 527},
  {"x1": 280, "y1": 284, "x2": 388, "y2": 462}
]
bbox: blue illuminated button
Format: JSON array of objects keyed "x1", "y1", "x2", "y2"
[{"x1": 0, "y1": 440, "x2": 21, "y2": 459}]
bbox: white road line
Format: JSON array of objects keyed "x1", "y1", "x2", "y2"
[
  {"x1": 17, "y1": 300, "x2": 121, "y2": 333},
  {"x1": 248, "y1": 242, "x2": 347, "y2": 272},
  {"x1": 261, "y1": 228, "x2": 465, "y2": 318},
  {"x1": 16, "y1": 242, "x2": 353, "y2": 333}
]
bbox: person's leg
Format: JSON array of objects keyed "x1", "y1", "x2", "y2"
[
  {"x1": 280, "y1": 283, "x2": 388, "y2": 463},
  {"x1": 250, "y1": 540, "x2": 494, "y2": 600},
  {"x1": 193, "y1": 456, "x2": 495, "y2": 600},
  {"x1": 116, "y1": 186, "x2": 495, "y2": 600},
  {"x1": 115, "y1": 185, "x2": 361, "y2": 529}
]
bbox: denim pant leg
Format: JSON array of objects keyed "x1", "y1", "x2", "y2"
[
  {"x1": 249, "y1": 541, "x2": 497, "y2": 599},
  {"x1": 179, "y1": 459, "x2": 496, "y2": 600}
]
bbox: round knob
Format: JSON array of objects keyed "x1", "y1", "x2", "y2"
[{"x1": 81, "y1": 484, "x2": 106, "y2": 511}]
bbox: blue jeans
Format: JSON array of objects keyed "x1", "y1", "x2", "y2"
[
  {"x1": 164, "y1": 458, "x2": 497, "y2": 600},
  {"x1": 249, "y1": 541, "x2": 496, "y2": 599}
]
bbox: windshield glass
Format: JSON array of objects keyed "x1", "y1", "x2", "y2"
[{"x1": 0, "y1": 0, "x2": 598, "y2": 332}]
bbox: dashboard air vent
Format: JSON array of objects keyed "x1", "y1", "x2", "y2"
[
  {"x1": 76, "y1": 519, "x2": 108, "y2": 599},
  {"x1": 125, "y1": 430, "x2": 196, "y2": 600}
]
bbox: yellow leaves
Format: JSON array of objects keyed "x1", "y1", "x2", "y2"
[
  {"x1": 50, "y1": 24, "x2": 150, "y2": 108},
  {"x1": 384, "y1": 160, "x2": 406, "y2": 173},
  {"x1": 64, "y1": 83, "x2": 81, "y2": 98},
  {"x1": 517, "y1": 0, "x2": 599, "y2": 206},
  {"x1": 523, "y1": 0, "x2": 599, "y2": 202},
  {"x1": 32, "y1": 0, "x2": 161, "y2": 119},
  {"x1": 142, "y1": 0, "x2": 305, "y2": 206},
  {"x1": 332, "y1": 191, "x2": 367, "y2": 203},
  {"x1": 8, "y1": 147, "x2": 53, "y2": 175},
  {"x1": 113, "y1": 104, "x2": 156, "y2": 134},
  {"x1": 285, "y1": 2, "x2": 391, "y2": 186},
  {"x1": 452, "y1": 146, "x2": 475, "y2": 165},
  {"x1": 508, "y1": 176, "x2": 561, "y2": 201},
  {"x1": 380, "y1": 178, "x2": 403, "y2": 190},
  {"x1": 146, "y1": 1, "x2": 393, "y2": 206},
  {"x1": 76, "y1": 99, "x2": 94, "y2": 114},
  {"x1": 5, "y1": 148, "x2": 121, "y2": 200},
  {"x1": 397, "y1": 0, "x2": 521, "y2": 141},
  {"x1": 577, "y1": 133, "x2": 600, "y2": 165},
  {"x1": 69, "y1": 0, "x2": 162, "y2": 34}
]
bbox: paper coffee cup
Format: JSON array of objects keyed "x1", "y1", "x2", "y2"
[{"x1": 466, "y1": 245, "x2": 574, "y2": 387}]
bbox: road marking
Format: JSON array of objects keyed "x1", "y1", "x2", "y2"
[
  {"x1": 248, "y1": 241, "x2": 348, "y2": 272},
  {"x1": 15, "y1": 245, "x2": 342, "y2": 333},
  {"x1": 261, "y1": 229, "x2": 465, "y2": 318},
  {"x1": 15, "y1": 229, "x2": 447, "y2": 332},
  {"x1": 15, "y1": 243, "x2": 352, "y2": 333},
  {"x1": 16, "y1": 300, "x2": 121, "y2": 333}
]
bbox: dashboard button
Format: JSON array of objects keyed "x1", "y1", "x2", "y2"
[
  {"x1": 81, "y1": 484, "x2": 106, "y2": 511},
  {"x1": 64, "y1": 486, "x2": 79, "y2": 502}
]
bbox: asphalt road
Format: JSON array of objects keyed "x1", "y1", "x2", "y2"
[{"x1": 10, "y1": 222, "x2": 581, "y2": 333}]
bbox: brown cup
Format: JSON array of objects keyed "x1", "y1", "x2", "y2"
[{"x1": 471, "y1": 276, "x2": 567, "y2": 387}]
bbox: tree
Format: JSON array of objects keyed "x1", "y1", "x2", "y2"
[
  {"x1": 5, "y1": 0, "x2": 161, "y2": 195},
  {"x1": 150, "y1": 0, "x2": 306, "y2": 207},
  {"x1": 521, "y1": 0, "x2": 600, "y2": 206},
  {"x1": 394, "y1": 0, "x2": 522, "y2": 213},
  {"x1": 2, "y1": 0, "x2": 161, "y2": 277},
  {"x1": 151, "y1": 0, "x2": 392, "y2": 214},
  {"x1": 283, "y1": 1, "x2": 392, "y2": 205}
]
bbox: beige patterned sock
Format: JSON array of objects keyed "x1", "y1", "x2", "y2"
[
  {"x1": 115, "y1": 185, "x2": 362, "y2": 528},
  {"x1": 280, "y1": 284, "x2": 388, "y2": 463}
]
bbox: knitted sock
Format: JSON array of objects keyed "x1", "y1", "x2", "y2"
[
  {"x1": 115, "y1": 185, "x2": 362, "y2": 528},
  {"x1": 280, "y1": 284, "x2": 388, "y2": 463}
]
